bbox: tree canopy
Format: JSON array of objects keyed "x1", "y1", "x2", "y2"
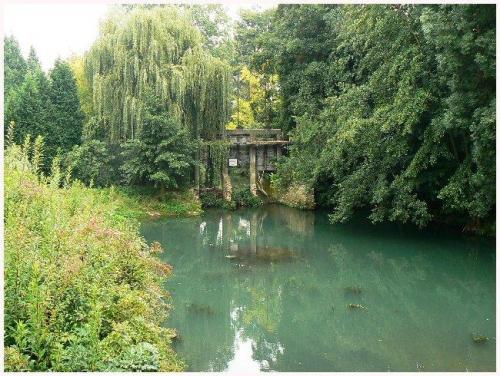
[
  {"x1": 85, "y1": 6, "x2": 230, "y2": 143},
  {"x1": 4, "y1": 41, "x2": 83, "y2": 166},
  {"x1": 4, "y1": 35, "x2": 27, "y2": 98},
  {"x1": 268, "y1": 4, "x2": 495, "y2": 230},
  {"x1": 3, "y1": 4, "x2": 495, "y2": 231}
]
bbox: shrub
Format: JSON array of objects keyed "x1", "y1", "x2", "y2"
[
  {"x1": 4, "y1": 139, "x2": 184, "y2": 371},
  {"x1": 64, "y1": 139, "x2": 117, "y2": 187},
  {"x1": 199, "y1": 188, "x2": 230, "y2": 209},
  {"x1": 232, "y1": 187, "x2": 263, "y2": 208}
]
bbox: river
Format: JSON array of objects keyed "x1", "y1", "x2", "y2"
[{"x1": 141, "y1": 204, "x2": 496, "y2": 372}]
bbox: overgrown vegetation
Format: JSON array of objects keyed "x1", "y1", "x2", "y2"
[
  {"x1": 4, "y1": 4, "x2": 495, "y2": 232},
  {"x1": 199, "y1": 189, "x2": 230, "y2": 209},
  {"x1": 4, "y1": 5, "x2": 232, "y2": 192},
  {"x1": 2, "y1": 3, "x2": 496, "y2": 370},
  {"x1": 232, "y1": 187, "x2": 263, "y2": 208},
  {"x1": 109, "y1": 186, "x2": 202, "y2": 219},
  {"x1": 4, "y1": 138, "x2": 184, "y2": 371},
  {"x1": 261, "y1": 4, "x2": 495, "y2": 232},
  {"x1": 199, "y1": 187, "x2": 263, "y2": 209},
  {"x1": 84, "y1": 6, "x2": 230, "y2": 190}
]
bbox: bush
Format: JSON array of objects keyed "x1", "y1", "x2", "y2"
[
  {"x1": 199, "y1": 188, "x2": 232, "y2": 209},
  {"x1": 4, "y1": 139, "x2": 184, "y2": 371},
  {"x1": 120, "y1": 91, "x2": 195, "y2": 189},
  {"x1": 232, "y1": 187, "x2": 263, "y2": 208},
  {"x1": 64, "y1": 139, "x2": 117, "y2": 187}
]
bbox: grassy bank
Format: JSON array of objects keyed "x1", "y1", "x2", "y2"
[
  {"x1": 102, "y1": 186, "x2": 202, "y2": 221},
  {"x1": 4, "y1": 142, "x2": 185, "y2": 371}
]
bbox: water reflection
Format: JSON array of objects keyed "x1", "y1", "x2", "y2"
[{"x1": 141, "y1": 205, "x2": 495, "y2": 372}]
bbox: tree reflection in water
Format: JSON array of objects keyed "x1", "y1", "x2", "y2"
[{"x1": 141, "y1": 205, "x2": 495, "y2": 372}]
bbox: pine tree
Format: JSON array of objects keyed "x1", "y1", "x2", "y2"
[
  {"x1": 48, "y1": 59, "x2": 84, "y2": 150},
  {"x1": 26, "y1": 46, "x2": 41, "y2": 72},
  {"x1": 5, "y1": 70, "x2": 51, "y2": 147},
  {"x1": 4, "y1": 36, "x2": 27, "y2": 99}
]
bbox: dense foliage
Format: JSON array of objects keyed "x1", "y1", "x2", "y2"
[
  {"x1": 48, "y1": 59, "x2": 84, "y2": 150},
  {"x1": 85, "y1": 6, "x2": 230, "y2": 143},
  {"x1": 77, "y1": 6, "x2": 230, "y2": 189},
  {"x1": 186, "y1": 4, "x2": 235, "y2": 62},
  {"x1": 4, "y1": 36, "x2": 27, "y2": 98},
  {"x1": 4, "y1": 44, "x2": 83, "y2": 167},
  {"x1": 4, "y1": 139, "x2": 184, "y2": 371},
  {"x1": 2, "y1": 3, "x2": 496, "y2": 373},
  {"x1": 4, "y1": 5, "x2": 495, "y2": 229},
  {"x1": 266, "y1": 4, "x2": 495, "y2": 231},
  {"x1": 120, "y1": 91, "x2": 195, "y2": 189},
  {"x1": 233, "y1": 187, "x2": 263, "y2": 208},
  {"x1": 230, "y1": 8, "x2": 281, "y2": 129}
]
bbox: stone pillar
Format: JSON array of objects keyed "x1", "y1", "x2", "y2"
[
  {"x1": 276, "y1": 145, "x2": 282, "y2": 159},
  {"x1": 249, "y1": 145, "x2": 257, "y2": 196}
]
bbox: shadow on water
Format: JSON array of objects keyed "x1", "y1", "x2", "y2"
[{"x1": 141, "y1": 204, "x2": 496, "y2": 372}]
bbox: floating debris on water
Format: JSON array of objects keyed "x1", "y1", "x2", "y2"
[
  {"x1": 186, "y1": 303, "x2": 216, "y2": 315},
  {"x1": 344, "y1": 286, "x2": 362, "y2": 295},
  {"x1": 170, "y1": 329, "x2": 181, "y2": 341},
  {"x1": 203, "y1": 270, "x2": 226, "y2": 280},
  {"x1": 348, "y1": 303, "x2": 367, "y2": 310},
  {"x1": 224, "y1": 245, "x2": 298, "y2": 264},
  {"x1": 147, "y1": 210, "x2": 161, "y2": 219},
  {"x1": 472, "y1": 334, "x2": 489, "y2": 343}
]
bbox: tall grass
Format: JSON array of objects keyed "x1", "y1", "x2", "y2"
[{"x1": 4, "y1": 139, "x2": 184, "y2": 371}]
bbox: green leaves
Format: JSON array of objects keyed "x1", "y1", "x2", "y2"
[
  {"x1": 4, "y1": 35, "x2": 27, "y2": 98},
  {"x1": 120, "y1": 90, "x2": 195, "y2": 189},
  {"x1": 85, "y1": 6, "x2": 230, "y2": 143},
  {"x1": 4, "y1": 46, "x2": 84, "y2": 169},
  {"x1": 271, "y1": 5, "x2": 495, "y2": 231},
  {"x1": 4, "y1": 139, "x2": 185, "y2": 371},
  {"x1": 49, "y1": 59, "x2": 84, "y2": 150}
]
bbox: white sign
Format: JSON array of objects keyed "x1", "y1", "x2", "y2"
[{"x1": 228, "y1": 158, "x2": 238, "y2": 167}]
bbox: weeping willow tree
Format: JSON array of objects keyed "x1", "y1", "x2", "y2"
[{"x1": 85, "y1": 6, "x2": 231, "y2": 187}]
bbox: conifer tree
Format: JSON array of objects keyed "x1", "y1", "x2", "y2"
[
  {"x1": 4, "y1": 36, "x2": 27, "y2": 99},
  {"x1": 49, "y1": 59, "x2": 84, "y2": 150},
  {"x1": 5, "y1": 70, "x2": 52, "y2": 148},
  {"x1": 26, "y1": 46, "x2": 41, "y2": 72}
]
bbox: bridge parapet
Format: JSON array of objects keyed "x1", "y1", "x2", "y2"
[{"x1": 226, "y1": 129, "x2": 290, "y2": 172}]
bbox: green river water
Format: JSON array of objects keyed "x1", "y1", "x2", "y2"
[{"x1": 141, "y1": 205, "x2": 496, "y2": 372}]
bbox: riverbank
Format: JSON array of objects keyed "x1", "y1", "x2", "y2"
[
  {"x1": 4, "y1": 143, "x2": 186, "y2": 371},
  {"x1": 102, "y1": 186, "x2": 202, "y2": 220}
]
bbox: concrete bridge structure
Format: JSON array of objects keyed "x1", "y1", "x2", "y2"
[{"x1": 224, "y1": 129, "x2": 291, "y2": 197}]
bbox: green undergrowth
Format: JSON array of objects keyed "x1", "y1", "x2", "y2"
[
  {"x1": 4, "y1": 140, "x2": 185, "y2": 371},
  {"x1": 232, "y1": 187, "x2": 263, "y2": 208},
  {"x1": 200, "y1": 187, "x2": 263, "y2": 209},
  {"x1": 199, "y1": 188, "x2": 231, "y2": 209},
  {"x1": 102, "y1": 186, "x2": 202, "y2": 221}
]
